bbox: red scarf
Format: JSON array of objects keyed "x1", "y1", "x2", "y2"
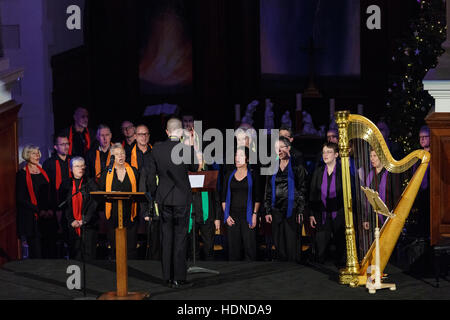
[
  {"x1": 25, "y1": 163, "x2": 50, "y2": 220},
  {"x1": 68, "y1": 126, "x2": 91, "y2": 155},
  {"x1": 55, "y1": 156, "x2": 72, "y2": 191},
  {"x1": 72, "y1": 178, "x2": 83, "y2": 237}
]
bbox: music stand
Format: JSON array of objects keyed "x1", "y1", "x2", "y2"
[
  {"x1": 91, "y1": 191, "x2": 150, "y2": 300},
  {"x1": 187, "y1": 171, "x2": 220, "y2": 275}
]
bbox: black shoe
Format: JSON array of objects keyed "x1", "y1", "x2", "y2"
[{"x1": 171, "y1": 280, "x2": 193, "y2": 289}]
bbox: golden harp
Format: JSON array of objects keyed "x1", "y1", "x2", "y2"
[{"x1": 335, "y1": 111, "x2": 430, "y2": 286}]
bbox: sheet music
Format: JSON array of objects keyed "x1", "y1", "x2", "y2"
[{"x1": 189, "y1": 175, "x2": 205, "y2": 188}]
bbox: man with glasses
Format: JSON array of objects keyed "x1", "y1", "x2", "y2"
[
  {"x1": 43, "y1": 133, "x2": 72, "y2": 258},
  {"x1": 326, "y1": 128, "x2": 339, "y2": 144},
  {"x1": 129, "y1": 125, "x2": 153, "y2": 171},
  {"x1": 121, "y1": 121, "x2": 136, "y2": 161},
  {"x1": 279, "y1": 125, "x2": 305, "y2": 167}
]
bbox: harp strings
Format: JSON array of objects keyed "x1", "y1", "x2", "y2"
[{"x1": 351, "y1": 123, "x2": 378, "y2": 260}]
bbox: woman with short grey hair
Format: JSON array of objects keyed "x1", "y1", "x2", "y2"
[{"x1": 59, "y1": 156, "x2": 99, "y2": 260}]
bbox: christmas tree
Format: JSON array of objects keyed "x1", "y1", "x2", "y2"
[{"x1": 386, "y1": 0, "x2": 446, "y2": 154}]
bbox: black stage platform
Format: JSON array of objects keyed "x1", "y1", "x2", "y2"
[{"x1": 0, "y1": 259, "x2": 449, "y2": 300}]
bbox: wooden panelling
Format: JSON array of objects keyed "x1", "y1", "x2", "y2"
[
  {"x1": 426, "y1": 111, "x2": 450, "y2": 245},
  {"x1": 0, "y1": 100, "x2": 21, "y2": 265}
]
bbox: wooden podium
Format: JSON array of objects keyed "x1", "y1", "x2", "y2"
[{"x1": 91, "y1": 191, "x2": 150, "y2": 300}]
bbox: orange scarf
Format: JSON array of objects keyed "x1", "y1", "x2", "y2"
[
  {"x1": 72, "y1": 178, "x2": 83, "y2": 237},
  {"x1": 130, "y1": 144, "x2": 152, "y2": 169},
  {"x1": 105, "y1": 163, "x2": 137, "y2": 222},
  {"x1": 68, "y1": 126, "x2": 91, "y2": 156},
  {"x1": 95, "y1": 148, "x2": 111, "y2": 179},
  {"x1": 25, "y1": 164, "x2": 50, "y2": 220}
]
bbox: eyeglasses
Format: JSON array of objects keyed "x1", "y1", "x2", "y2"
[
  {"x1": 419, "y1": 135, "x2": 429, "y2": 138},
  {"x1": 72, "y1": 165, "x2": 86, "y2": 169},
  {"x1": 322, "y1": 150, "x2": 335, "y2": 155},
  {"x1": 136, "y1": 133, "x2": 149, "y2": 137}
]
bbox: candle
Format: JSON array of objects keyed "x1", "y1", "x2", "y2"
[
  {"x1": 296, "y1": 93, "x2": 302, "y2": 111},
  {"x1": 357, "y1": 104, "x2": 364, "y2": 115},
  {"x1": 235, "y1": 104, "x2": 241, "y2": 122},
  {"x1": 329, "y1": 98, "x2": 335, "y2": 120}
]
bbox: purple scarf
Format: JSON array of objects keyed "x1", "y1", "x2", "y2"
[
  {"x1": 321, "y1": 165, "x2": 337, "y2": 224},
  {"x1": 366, "y1": 169, "x2": 388, "y2": 224}
]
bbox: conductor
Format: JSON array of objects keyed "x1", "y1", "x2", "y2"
[{"x1": 146, "y1": 118, "x2": 198, "y2": 288}]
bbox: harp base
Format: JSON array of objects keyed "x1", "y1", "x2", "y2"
[
  {"x1": 366, "y1": 280, "x2": 396, "y2": 294},
  {"x1": 338, "y1": 269, "x2": 360, "y2": 287}
]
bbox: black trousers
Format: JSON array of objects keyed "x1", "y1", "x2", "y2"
[
  {"x1": 227, "y1": 215, "x2": 256, "y2": 261},
  {"x1": 271, "y1": 212, "x2": 301, "y2": 262},
  {"x1": 68, "y1": 227, "x2": 97, "y2": 261},
  {"x1": 188, "y1": 218, "x2": 215, "y2": 261},
  {"x1": 39, "y1": 217, "x2": 58, "y2": 258},
  {"x1": 160, "y1": 205, "x2": 190, "y2": 281},
  {"x1": 146, "y1": 219, "x2": 161, "y2": 260},
  {"x1": 314, "y1": 214, "x2": 346, "y2": 264}
]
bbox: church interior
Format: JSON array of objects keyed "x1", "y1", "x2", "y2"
[{"x1": 0, "y1": 0, "x2": 450, "y2": 303}]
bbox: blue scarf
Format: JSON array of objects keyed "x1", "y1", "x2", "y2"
[
  {"x1": 224, "y1": 168, "x2": 253, "y2": 225},
  {"x1": 271, "y1": 159, "x2": 295, "y2": 218}
]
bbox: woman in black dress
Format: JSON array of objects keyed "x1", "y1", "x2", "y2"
[
  {"x1": 60, "y1": 156, "x2": 99, "y2": 260},
  {"x1": 221, "y1": 146, "x2": 261, "y2": 261},
  {"x1": 16, "y1": 145, "x2": 51, "y2": 259},
  {"x1": 98, "y1": 143, "x2": 140, "y2": 259}
]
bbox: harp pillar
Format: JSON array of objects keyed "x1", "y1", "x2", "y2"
[{"x1": 335, "y1": 111, "x2": 361, "y2": 285}]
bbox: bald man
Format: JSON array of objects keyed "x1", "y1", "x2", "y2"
[
  {"x1": 146, "y1": 118, "x2": 198, "y2": 288},
  {"x1": 128, "y1": 124, "x2": 153, "y2": 171},
  {"x1": 62, "y1": 107, "x2": 95, "y2": 158}
]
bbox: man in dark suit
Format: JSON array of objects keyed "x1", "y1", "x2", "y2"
[{"x1": 146, "y1": 118, "x2": 198, "y2": 288}]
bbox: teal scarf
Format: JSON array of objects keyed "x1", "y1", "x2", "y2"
[{"x1": 188, "y1": 192, "x2": 209, "y2": 232}]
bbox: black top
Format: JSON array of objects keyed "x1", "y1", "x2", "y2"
[
  {"x1": 367, "y1": 168, "x2": 400, "y2": 212},
  {"x1": 132, "y1": 144, "x2": 153, "y2": 171},
  {"x1": 264, "y1": 159, "x2": 307, "y2": 217},
  {"x1": 59, "y1": 177, "x2": 99, "y2": 229},
  {"x1": 62, "y1": 126, "x2": 94, "y2": 158},
  {"x1": 309, "y1": 163, "x2": 344, "y2": 222},
  {"x1": 123, "y1": 139, "x2": 136, "y2": 164},
  {"x1": 221, "y1": 168, "x2": 261, "y2": 219},
  {"x1": 85, "y1": 145, "x2": 110, "y2": 179},
  {"x1": 98, "y1": 166, "x2": 140, "y2": 228},
  {"x1": 147, "y1": 139, "x2": 198, "y2": 207},
  {"x1": 16, "y1": 169, "x2": 50, "y2": 237},
  {"x1": 42, "y1": 153, "x2": 71, "y2": 210}
]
